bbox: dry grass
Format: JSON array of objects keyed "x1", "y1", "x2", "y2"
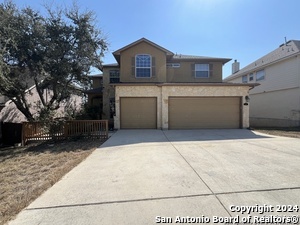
[
  {"x1": 253, "y1": 127, "x2": 300, "y2": 138},
  {"x1": 0, "y1": 139, "x2": 104, "y2": 225}
]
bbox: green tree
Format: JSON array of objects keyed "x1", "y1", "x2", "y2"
[{"x1": 0, "y1": 1, "x2": 107, "y2": 121}]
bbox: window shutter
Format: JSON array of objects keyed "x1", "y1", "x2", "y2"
[
  {"x1": 209, "y1": 63, "x2": 213, "y2": 77},
  {"x1": 131, "y1": 57, "x2": 135, "y2": 77},
  {"x1": 191, "y1": 63, "x2": 195, "y2": 77},
  {"x1": 152, "y1": 57, "x2": 156, "y2": 77}
]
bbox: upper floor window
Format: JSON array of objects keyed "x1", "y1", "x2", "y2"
[
  {"x1": 109, "y1": 70, "x2": 120, "y2": 83},
  {"x1": 256, "y1": 69, "x2": 265, "y2": 81},
  {"x1": 195, "y1": 64, "x2": 209, "y2": 78},
  {"x1": 249, "y1": 73, "x2": 254, "y2": 81},
  {"x1": 242, "y1": 75, "x2": 248, "y2": 83},
  {"x1": 136, "y1": 54, "x2": 151, "y2": 78}
]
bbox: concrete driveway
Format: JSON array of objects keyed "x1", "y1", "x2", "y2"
[{"x1": 9, "y1": 129, "x2": 300, "y2": 225}]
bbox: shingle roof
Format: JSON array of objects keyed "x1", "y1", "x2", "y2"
[
  {"x1": 173, "y1": 54, "x2": 213, "y2": 59},
  {"x1": 172, "y1": 54, "x2": 231, "y2": 64},
  {"x1": 225, "y1": 40, "x2": 300, "y2": 81},
  {"x1": 112, "y1": 38, "x2": 231, "y2": 65}
]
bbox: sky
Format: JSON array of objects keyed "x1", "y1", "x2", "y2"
[{"x1": 6, "y1": 0, "x2": 300, "y2": 78}]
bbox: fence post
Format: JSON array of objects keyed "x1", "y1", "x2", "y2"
[
  {"x1": 21, "y1": 122, "x2": 25, "y2": 146},
  {"x1": 64, "y1": 121, "x2": 68, "y2": 139},
  {"x1": 105, "y1": 120, "x2": 108, "y2": 139}
]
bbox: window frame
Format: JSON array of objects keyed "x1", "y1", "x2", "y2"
[
  {"x1": 109, "y1": 70, "x2": 120, "y2": 83},
  {"x1": 242, "y1": 75, "x2": 248, "y2": 83},
  {"x1": 249, "y1": 73, "x2": 254, "y2": 81},
  {"x1": 135, "y1": 54, "x2": 152, "y2": 78},
  {"x1": 256, "y1": 69, "x2": 265, "y2": 81},
  {"x1": 195, "y1": 63, "x2": 210, "y2": 78}
]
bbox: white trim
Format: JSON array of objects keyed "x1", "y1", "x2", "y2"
[
  {"x1": 242, "y1": 75, "x2": 248, "y2": 83},
  {"x1": 255, "y1": 69, "x2": 265, "y2": 81}
]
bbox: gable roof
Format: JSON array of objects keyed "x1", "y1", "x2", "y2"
[
  {"x1": 113, "y1": 38, "x2": 174, "y2": 63},
  {"x1": 113, "y1": 38, "x2": 174, "y2": 56},
  {"x1": 225, "y1": 40, "x2": 300, "y2": 81},
  {"x1": 111, "y1": 38, "x2": 231, "y2": 65}
]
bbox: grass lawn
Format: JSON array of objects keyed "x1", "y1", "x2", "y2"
[{"x1": 0, "y1": 139, "x2": 104, "y2": 225}]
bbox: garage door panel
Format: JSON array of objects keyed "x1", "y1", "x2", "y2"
[
  {"x1": 169, "y1": 97, "x2": 240, "y2": 129},
  {"x1": 120, "y1": 97, "x2": 157, "y2": 129}
]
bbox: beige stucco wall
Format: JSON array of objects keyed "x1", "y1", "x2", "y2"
[
  {"x1": 115, "y1": 85, "x2": 250, "y2": 129},
  {"x1": 92, "y1": 77, "x2": 102, "y2": 89},
  {"x1": 167, "y1": 61, "x2": 223, "y2": 83}
]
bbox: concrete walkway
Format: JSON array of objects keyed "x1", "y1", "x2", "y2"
[{"x1": 9, "y1": 130, "x2": 300, "y2": 225}]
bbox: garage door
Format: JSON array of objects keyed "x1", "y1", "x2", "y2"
[
  {"x1": 120, "y1": 97, "x2": 157, "y2": 129},
  {"x1": 169, "y1": 97, "x2": 241, "y2": 129}
]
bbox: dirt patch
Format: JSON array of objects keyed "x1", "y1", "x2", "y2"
[
  {"x1": 0, "y1": 139, "x2": 104, "y2": 225},
  {"x1": 252, "y1": 127, "x2": 300, "y2": 138}
]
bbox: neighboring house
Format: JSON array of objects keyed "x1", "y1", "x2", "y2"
[
  {"x1": 94, "y1": 38, "x2": 257, "y2": 129},
  {"x1": 224, "y1": 40, "x2": 300, "y2": 127},
  {"x1": 0, "y1": 85, "x2": 83, "y2": 123}
]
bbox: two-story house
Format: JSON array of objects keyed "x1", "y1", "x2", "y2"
[
  {"x1": 99, "y1": 38, "x2": 257, "y2": 129},
  {"x1": 224, "y1": 40, "x2": 300, "y2": 127}
]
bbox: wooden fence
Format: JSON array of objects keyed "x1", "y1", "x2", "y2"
[{"x1": 22, "y1": 120, "x2": 108, "y2": 145}]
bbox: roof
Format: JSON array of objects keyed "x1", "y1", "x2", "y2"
[
  {"x1": 88, "y1": 73, "x2": 103, "y2": 77},
  {"x1": 113, "y1": 38, "x2": 174, "y2": 56},
  {"x1": 225, "y1": 40, "x2": 300, "y2": 81},
  {"x1": 110, "y1": 37, "x2": 231, "y2": 65},
  {"x1": 171, "y1": 54, "x2": 231, "y2": 64},
  {"x1": 102, "y1": 63, "x2": 119, "y2": 68}
]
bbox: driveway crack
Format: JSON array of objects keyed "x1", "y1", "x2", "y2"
[
  {"x1": 26, "y1": 186, "x2": 300, "y2": 211},
  {"x1": 162, "y1": 130, "x2": 232, "y2": 216}
]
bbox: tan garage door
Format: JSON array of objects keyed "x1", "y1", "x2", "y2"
[
  {"x1": 120, "y1": 97, "x2": 157, "y2": 129},
  {"x1": 169, "y1": 97, "x2": 241, "y2": 129}
]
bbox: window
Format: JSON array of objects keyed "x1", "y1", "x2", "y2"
[
  {"x1": 249, "y1": 73, "x2": 254, "y2": 81},
  {"x1": 256, "y1": 70, "x2": 265, "y2": 81},
  {"x1": 136, "y1": 54, "x2": 151, "y2": 78},
  {"x1": 242, "y1": 75, "x2": 248, "y2": 83},
  {"x1": 109, "y1": 70, "x2": 120, "y2": 83},
  {"x1": 195, "y1": 64, "x2": 209, "y2": 78}
]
